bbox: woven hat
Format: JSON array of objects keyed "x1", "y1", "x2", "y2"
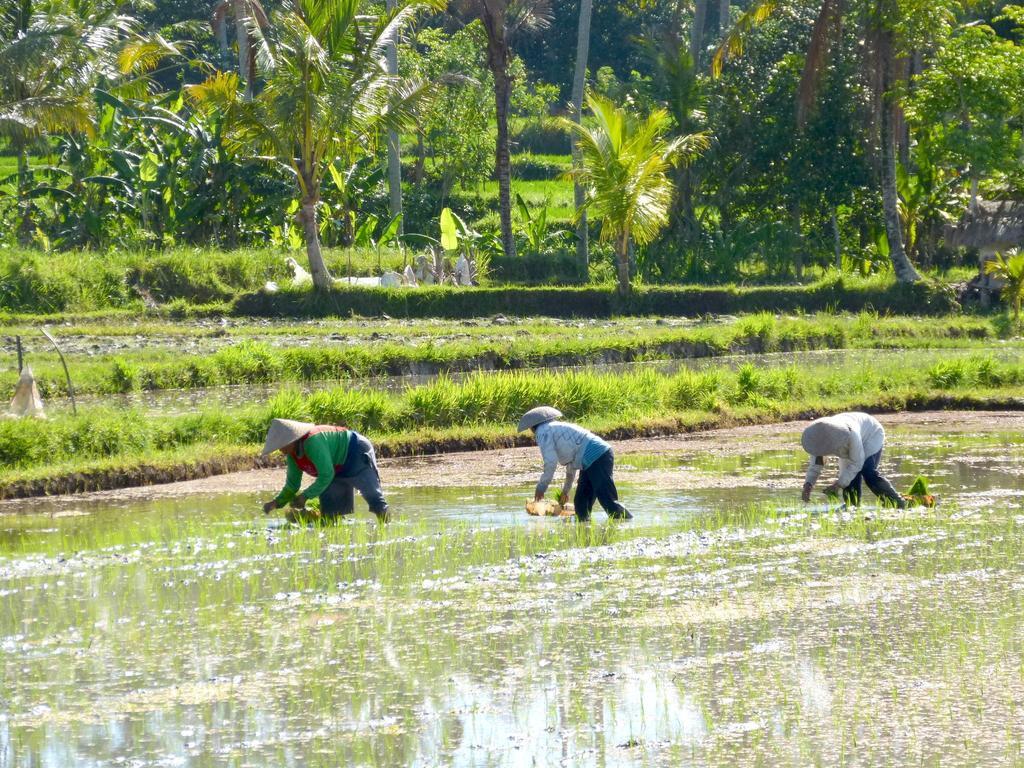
[
  {"x1": 517, "y1": 406, "x2": 562, "y2": 432},
  {"x1": 261, "y1": 418, "x2": 315, "y2": 456},
  {"x1": 800, "y1": 418, "x2": 850, "y2": 457}
]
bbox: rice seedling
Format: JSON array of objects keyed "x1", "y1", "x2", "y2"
[
  {"x1": 5, "y1": 352, "x2": 1024, "y2": 494},
  {"x1": 0, "y1": 313, "x2": 1013, "y2": 399}
]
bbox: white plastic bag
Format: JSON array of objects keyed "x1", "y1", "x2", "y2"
[{"x1": 8, "y1": 366, "x2": 45, "y2": 419}]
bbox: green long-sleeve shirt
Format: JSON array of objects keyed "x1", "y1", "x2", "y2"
[{"x1": 274, "y1": 429, "x2": 352, "y2": 505}]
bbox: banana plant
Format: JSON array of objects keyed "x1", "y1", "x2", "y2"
[
  {"x1": 515, "y1": 193, "x2": 570, "y2": 255},
  {"x1": 353, "y1": 212, "x2": 404, "y2": 272}
]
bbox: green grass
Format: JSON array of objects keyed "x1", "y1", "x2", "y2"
[
  {"x1": 0, "y1": 245, "x2": 426, "y2": 314},
  {"x1": 457, "y1": 178, "x2": 576, "y2": 224},
  {"x1": 1, "y1": 312, "x2": 1008, "y2": 398},
  {"x1": 2, "y1": 353, "x2": 1024, "y2": 494}
]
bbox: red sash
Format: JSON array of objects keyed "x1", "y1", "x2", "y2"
[{"x1": 293, "y1": 426, "x2": 349, "y2": 476}]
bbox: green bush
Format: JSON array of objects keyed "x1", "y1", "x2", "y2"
[
  {"x1": 668, "y1": 369, "x2": 722, "y2": 411},
  {"x1": 234, "y1": 277, "x2": 961, "y2": 320},
  {"x1": 489, "y1": 253, "x2": 582, "y2": 284}
]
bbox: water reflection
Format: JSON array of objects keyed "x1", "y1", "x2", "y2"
[
  {"x1": 1, "y1": 422, "x2": 1024, "y2": 766},
  {"x1": 42, "y1": 346, "x2": 1024, "y2": 416}
]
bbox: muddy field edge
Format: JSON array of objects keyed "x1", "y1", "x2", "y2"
[{"x1": 3, "y1": 397, "x2": 1021, "y2": 500}]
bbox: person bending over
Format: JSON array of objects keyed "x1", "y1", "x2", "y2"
[
  {"x1": 261, "y1": 418, "x2": 389, "y2": 522},
  {"x1": 518, "y1": 406, "x2": 631, "y2": 522},
  {"x1": 800, "y1": 411, "x2": 905, "y2": 508}
]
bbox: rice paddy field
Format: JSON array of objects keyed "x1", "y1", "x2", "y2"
[{"x1": 2, "y1": 412, "x2": 1024, "y2": 767}]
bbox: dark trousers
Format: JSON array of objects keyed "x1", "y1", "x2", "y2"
[
  {"x1": 574, "y1": 449, "x2": 627, "y2": 521},
  {"x1": 844, "y1": 449, "x2": 904, "y2": 507},
  {"x1": 320, "y1": 434, "x2": 388, "y2": 519}
]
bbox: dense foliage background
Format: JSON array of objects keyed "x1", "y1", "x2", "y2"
[{"x1": 2, "y1": 0, "x2": 1022, "y2": 291}]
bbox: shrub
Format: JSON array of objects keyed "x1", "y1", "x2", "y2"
[
  {"x1": 668, "y1": 368, "x2": 722, "y2": 411},
  {"x1": 234, "y1": 279, "x2": 962, "y2": 320}
]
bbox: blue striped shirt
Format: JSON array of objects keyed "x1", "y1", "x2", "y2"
[{"x1": 581, "y1": 434, "x2": 611, "y2": 469}]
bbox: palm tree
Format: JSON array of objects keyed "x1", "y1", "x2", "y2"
[
  {"x1": 713, "y1": 0, "x2": 922, "y2": 282},
  {"x1": 192, "y1": 0, "x2": 435, "y2": 290},
  {"x1": 562, "y1": 94, "x2": 709, "y2": 295},
  {"x1": 641, "y1": 29, "x2": 705, "y2": 240},
  {"x1": 985, "y1": 250, "x2": 1024, "y2": 325},
  {"x1": 456, "y1": 0, "x2": 551, "y2": 260},
  {"x1": 211, "y1": 0, "x2": 269, "y2": 100},
  {"x1": 0, "y1": 0, "x2": 136, "y2": 239},
  {"x1": 690, "y1": 0, "x2": 707, "y2": 66},
  {"x1": 570, "y1": 0, "x2": 593, "y2": 278}
]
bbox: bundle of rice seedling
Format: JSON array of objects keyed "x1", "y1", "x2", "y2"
[
  {"x1": 905, "y1": 476, "x2": 936, "y2": 508},
  {"x1": 525, "y1": 500, "x2": 575, "y2": 517}
]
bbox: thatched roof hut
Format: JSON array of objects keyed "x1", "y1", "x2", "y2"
[
  {"x1": 945, "y1": 200, "x2": 1024, "y2": 307},
  {"x1": 945, "y1": 200, "x2": 1024, "y2": 253}
]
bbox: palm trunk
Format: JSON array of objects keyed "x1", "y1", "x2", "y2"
[
  {"x1": 881, "y1": 114, "x2": 918, "y2": 280},
  {"x1": 690, "y1": 0, "x2": 707, "y2": 68},
  {"x1": 414, "y1": 132, "x2": 426, "y2": 184},
  {"x1": 16, "y1": 146, "x2": 32, "y2": 244},
  {"x1": 872, "y1": 16, "x2": 919, "y2": 283},
  {"x1": 879, "y1": 45, "x2": 919, "y2": 282},
  {"x1": 384, "y1": 0, "x2": 403, "y2": 234},
  {"x1": 232, "y1": 0, "x2": 252, "y2": 101},
  {"x1": 718, "y1": 0, "x2": 730, "y2": 35},
  {"x1": 832, "y1": 207, "x2": 842, "y2": 271},
  {"x1": 616, "y1": 232, "x2": 631, "y2": 295},
  {"x1": 298, "y1": 193, "x2": 333, "y2": 290},
  {"x1": 791, "y1": 199, "x2": 803, "y2": 280},
  {"x1": 571, "y1": 0, "x2": 593, "y2": 281},
  {"x1": 213, "y1": 3, "x2": 231, "y2": 70},
  {"x1": 494, "y1": 67, "x2": 517, "y2": 259}
]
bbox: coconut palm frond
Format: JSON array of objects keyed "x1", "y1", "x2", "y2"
[
  {"x1": 711, "y1": 0, "x2": 777, "y2": 77},
  {"x1": 507, "y1": 0, "x2": 551, "y2": 36},
  {"x1": 368, "y1": 3, "x2": 425, "y2": 62},
  {"x1": 117, "y1": 35, "x2": 181, "y2": 76},
  {"x1": 561, "y1": 93, "x2": 706, "y2": 252},
  {"x1": 796, "y1": 0, "x2": 844, "y2": 125}
]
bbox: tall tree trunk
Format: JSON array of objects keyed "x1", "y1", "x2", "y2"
[
  {"x1": 832, "y1": 207, "x2": 842, "y2": 271},
  {"x1": 494, "y1": 67, "x2": 517, "y2": 259},
  {"x1": 414, "y1": 132, "x2": 426, "y2": 184},
  {"x1": 232, "y1": 0, "x2": 252, "y2": 100},
  {"x1": 570, "y1": 0, "x2": 593, "y2": 281},
  {"x1": 690, "y1": 0, "x2": 707, "y2": 68},
  {"x1": 16, "y1": 146, "x2": 32, "y2": 244},
  {"x1": 616, "y1": 232, "x2": 631, "y2": 295},
  {"x1": 718, "y1": 0, "x2": 730, "y2": 35},
  {"x1": 213, "y1": 3, "x2": 231, "y2": 70},
  {"x1": 384, "y1": 0, "x2": 403, "y2": 234},
  {"x1": 791, "y1": 199, "x2": 804, "y2": 280},
  {"x1": 878, "y1": 30, "x2": 920, "y2": 283},
  {"x1": 298, "y1": 187, "x2": 333, "y2": 289}
]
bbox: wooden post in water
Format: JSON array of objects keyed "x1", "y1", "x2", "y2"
[
  {"x1": 15, "y1": 336, "x2": 22, "y2": 373},
  {"x1": 41, "y1": 327, "x2": 76, "y2": 415}
]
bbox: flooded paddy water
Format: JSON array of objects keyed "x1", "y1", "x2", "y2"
[
  {"x1": 40, "y1": 345, "x2": 1024, "y2": 416},
  {"x1": 2, "y1": 412, "x2": 1024, "y2": 766}
]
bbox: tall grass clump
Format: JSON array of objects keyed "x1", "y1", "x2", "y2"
[
  {"x1": 5, "y1": 356, "x2": 1024, "y2": 481},
  {"x1": 727, "y1": 364, "x2": 803, "y2": 409},
  {"x1": 213, "y1": 341, "x2": 285, "y2": 384},
  {"x1": 926, "y1": 356, "x2": 1024, "y2": 390},
  {"x1": 265, "y1": 387, "x2": 398, "y2": 433},
  {"x1": 404, "y1": 370, "x2": 665, "y2": 427},
  {"x1": 736, "y1": 313, "x2": 778, "y2": 350},
  {"x1": 667, "y1": 369, "x2": 722, "y2": 411}
]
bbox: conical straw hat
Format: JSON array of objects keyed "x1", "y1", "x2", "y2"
[
  {"x1": 517, "y1": 406, "x2": 562, "y2": 432},
  {"x1": 800, "y1": 418, "x2": 850, "y2": 457},
  {"x1": 261, "y1": 418, "x2": 315, "y2": 456}
]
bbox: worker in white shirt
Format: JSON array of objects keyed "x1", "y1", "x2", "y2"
[
  {"x1": 517, "y1": 406, "x2": 631, "y2": 522},
  {"x1": 800, "y1": 412, "x2": 906, "y2": 508}
]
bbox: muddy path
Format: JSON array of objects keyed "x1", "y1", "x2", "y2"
[{"x1": 6, "y1": 410, "x2": 1018, "y2": 512}]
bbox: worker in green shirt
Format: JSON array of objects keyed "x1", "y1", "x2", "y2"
[{"x1": 260, "y1": 419, "x2": 389, "y2": 522}]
